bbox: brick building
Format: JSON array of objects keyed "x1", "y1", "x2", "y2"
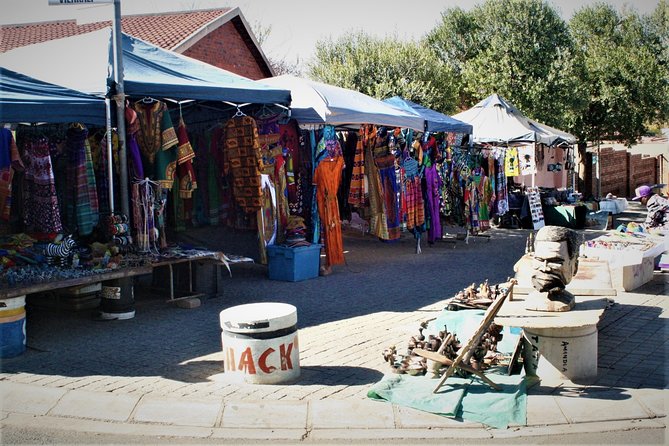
[{"x1": 0, "y1": 7, "x2": 274, "y2": 80}]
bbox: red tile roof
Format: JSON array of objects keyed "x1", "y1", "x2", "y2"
[{"x1": 0, "y1": 8, "x2": 232, "y2": 53}]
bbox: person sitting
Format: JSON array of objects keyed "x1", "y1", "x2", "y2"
[{"x1": 632, "y1": 185, "x2": 669, "y2": 229}]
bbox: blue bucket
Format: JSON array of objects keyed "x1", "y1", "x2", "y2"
[{"x1": 0, "y1": 296, "x2": 26, "y2": 358}]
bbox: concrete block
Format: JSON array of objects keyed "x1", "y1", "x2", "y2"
[
  {"x1": 175, "y1": 298, "x2": 201, "y2": 309},
  {"x1": 49, "y1": 389, "x2": 139, "y2": 421},
  {"x1": 0, "y1": 382, "x2": 66, "y2": 415}
]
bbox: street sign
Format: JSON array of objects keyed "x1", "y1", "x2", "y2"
[{"x1": 48, "y1": 0, "x2": 113, "y2": 5}]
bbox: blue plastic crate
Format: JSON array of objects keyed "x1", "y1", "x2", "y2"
[{"x1": 267, "y1": 244, "x2": 321, "y2": 282}]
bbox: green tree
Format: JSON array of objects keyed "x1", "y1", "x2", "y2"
[
  {"x1": 426, "y1": 0, "x2": 587, "y2": 132},
  {"x1": 569, "y1": 2, "x2": 669, "y2": 145},
  {"x1": 306, "y1": 32, "x2": 458, "y2": 114}
]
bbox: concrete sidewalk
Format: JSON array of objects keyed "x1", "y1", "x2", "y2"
[{"x1": 0, "y1": 212, "x2": 667, "y2": 442}]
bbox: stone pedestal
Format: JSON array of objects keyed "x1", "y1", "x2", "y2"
[
  {"x1": 523, "y1": 324, "x2": 598, "y2": 383},
  {"x1": 495, "y1": 293, "x2": 606, "y2": 384}
]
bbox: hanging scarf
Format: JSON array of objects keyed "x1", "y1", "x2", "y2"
[
  {"x1": 348, "y1": 124, "x2": 370, "y2": 207},
  {"x1": 64, "y1": 124, "x2": 99, "y2": 236}
]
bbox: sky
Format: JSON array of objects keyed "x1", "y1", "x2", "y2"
[{"x1": 1, "y1": 0, "x2": 660, "y2": 67}]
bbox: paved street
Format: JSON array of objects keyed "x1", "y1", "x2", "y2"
[{"x1": 0, "y1": 203, "x2": 666, "y2": 443}]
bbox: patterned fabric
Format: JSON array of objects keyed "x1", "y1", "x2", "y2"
[
  {"x1": 424, "y1": 164, "x2": 442, "y2": 243},
  {"x1": 314, "y1": 156, "x2": 345, "y2": 267},
  {"x1": 223, "y1": 116, "x2": 264, "y2": 213},
  {"x1": 125, "y1": 107, "x2": 145, "y2": 181},
  {"x1": 279, "y1": 119, "x2": 300, "y2": 203},
  {"x1": 0, "y1": 129, "x2": 23, "y2": 221},
  {"x1": 348, "y1": 124, "x2": 370, "y2": 207},
  {"x1": 366, "y1": 135, "x2": 389, "y2": 240},
  {"x1": 375, "y1": 154, "x2": 401, "y2": 240},
  {"x1": 133, "y1": 100, "x2": 179, "y2": 189},
  {"x1": 170, "y1": 118, "x2": 198, "y2": 232},
  {"x1": 260, "y1": 142, "x2": 289, "y2": 243},
  {"x1": 404, "y1": 176, "x2": 425, "y2": 231},
  {"x1": 23, "y1": 138, "x2": 63, "y2": 233},
  {"x1": 64, "y1": 124, "x2": 99, "y2": 236},
  {"x1": 494, "y1": 149, "x2": 509, "y2": 215}
]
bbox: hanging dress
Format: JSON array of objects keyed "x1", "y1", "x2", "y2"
[
  {"x1": 171, "y1": 118, "x2": 198, "y2": 231},
  {"x1": 314, "y1": 155, "x2": 345, "y2": 267},
  {"x1": 132, "y1": 100, "x2": 179, "y2": 190},
  {"x1": 223, "y1": 115, "x2": 264, "y2": 213},
  {"x1": 23, "y1": 137, "x2": 63, "y2": 234},
  {"x1": 424, "y1": 164, "x2": 442, "y2": 243},
  {"x1": 402, "y1": 156, "x2": 425, "y2": 232},
  {"x1": 375, "y1": 152, "x2": 401, "y2": 240}
]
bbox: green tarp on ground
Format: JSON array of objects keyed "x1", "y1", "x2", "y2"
[{"x1": 367, "y1": 309, "x2": 527, "y2": 429}]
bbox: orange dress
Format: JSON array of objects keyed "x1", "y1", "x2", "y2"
[{"x1": 314, "y1": 156, "x2": 345, "y2": 266}]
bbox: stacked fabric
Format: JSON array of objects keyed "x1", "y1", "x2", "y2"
[{"x1": 284, "y1": 215, "x2": 310, "y2": 248}]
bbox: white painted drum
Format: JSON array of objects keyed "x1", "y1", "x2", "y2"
[
  {"x1": 219, "y1": 302, "x2": 299, "y2": 384},
  {"x1": 523, "y1": 325, "x2": 598, "y2": 383}
]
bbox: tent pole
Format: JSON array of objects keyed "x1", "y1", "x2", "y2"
[
  {"x1": 104, "y1": 98, "x2": 115, "y2": 214},
  {"x1": 532, "y1": 142, "x2": 536, "y2": 188},
  {"x1": 112, "y1": 0, "x2": 130, "y2": 218}
]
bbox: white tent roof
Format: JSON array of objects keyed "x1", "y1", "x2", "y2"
[
  {"x1": 261, "y1": 75, "x2": 425, "y2": 131},
  {"x1": 453, "y1": 94, "x2": 575, "y2": 146}
]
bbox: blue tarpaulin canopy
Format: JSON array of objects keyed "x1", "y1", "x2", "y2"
[
  {"x1": 382, "y1": 96, "x2": 473, "y2": 134},
  {"x1": 0, "y1": 28, "x2": 291, "y2": 105},
  {"x1": 0, "y1": 66, "x2": 106, "y2": 125}
]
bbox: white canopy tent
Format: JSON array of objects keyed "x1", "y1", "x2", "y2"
[
  {"x1": 260, "y1": 75, "x2": 425, "y2": 131},
  {"x1": 452, "y1": 94, "x2": 575, "y2": 146},
  {"x1": 454, "y1": 94, "x2": 577, "y2": 192}
]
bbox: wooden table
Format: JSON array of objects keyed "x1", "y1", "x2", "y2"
[{"x1": 0, "y1": 265, "x2": 153, "y2": 300}]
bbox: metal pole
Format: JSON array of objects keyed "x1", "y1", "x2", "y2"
[
  {"x1": 596, "y1": 141, "x2": 601, "y2": 199},
  {"x1": 104, "y1": 98, "x2": 115, "y2": 213},
  {"x1": 112, "y1": 0, "x2": 129, "y2": 217}
]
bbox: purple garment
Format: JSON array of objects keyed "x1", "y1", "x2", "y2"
[
  {"x1": 424, "y1": 164, "x2": 442, "y2": 243},
  {"x1": 127, "y1": 134, "x2": 144, "y2": 180}
]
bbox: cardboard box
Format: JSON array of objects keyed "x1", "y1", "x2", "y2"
[{"x1": 267, "y1": 244, "x2": 321, "y2": 282}]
